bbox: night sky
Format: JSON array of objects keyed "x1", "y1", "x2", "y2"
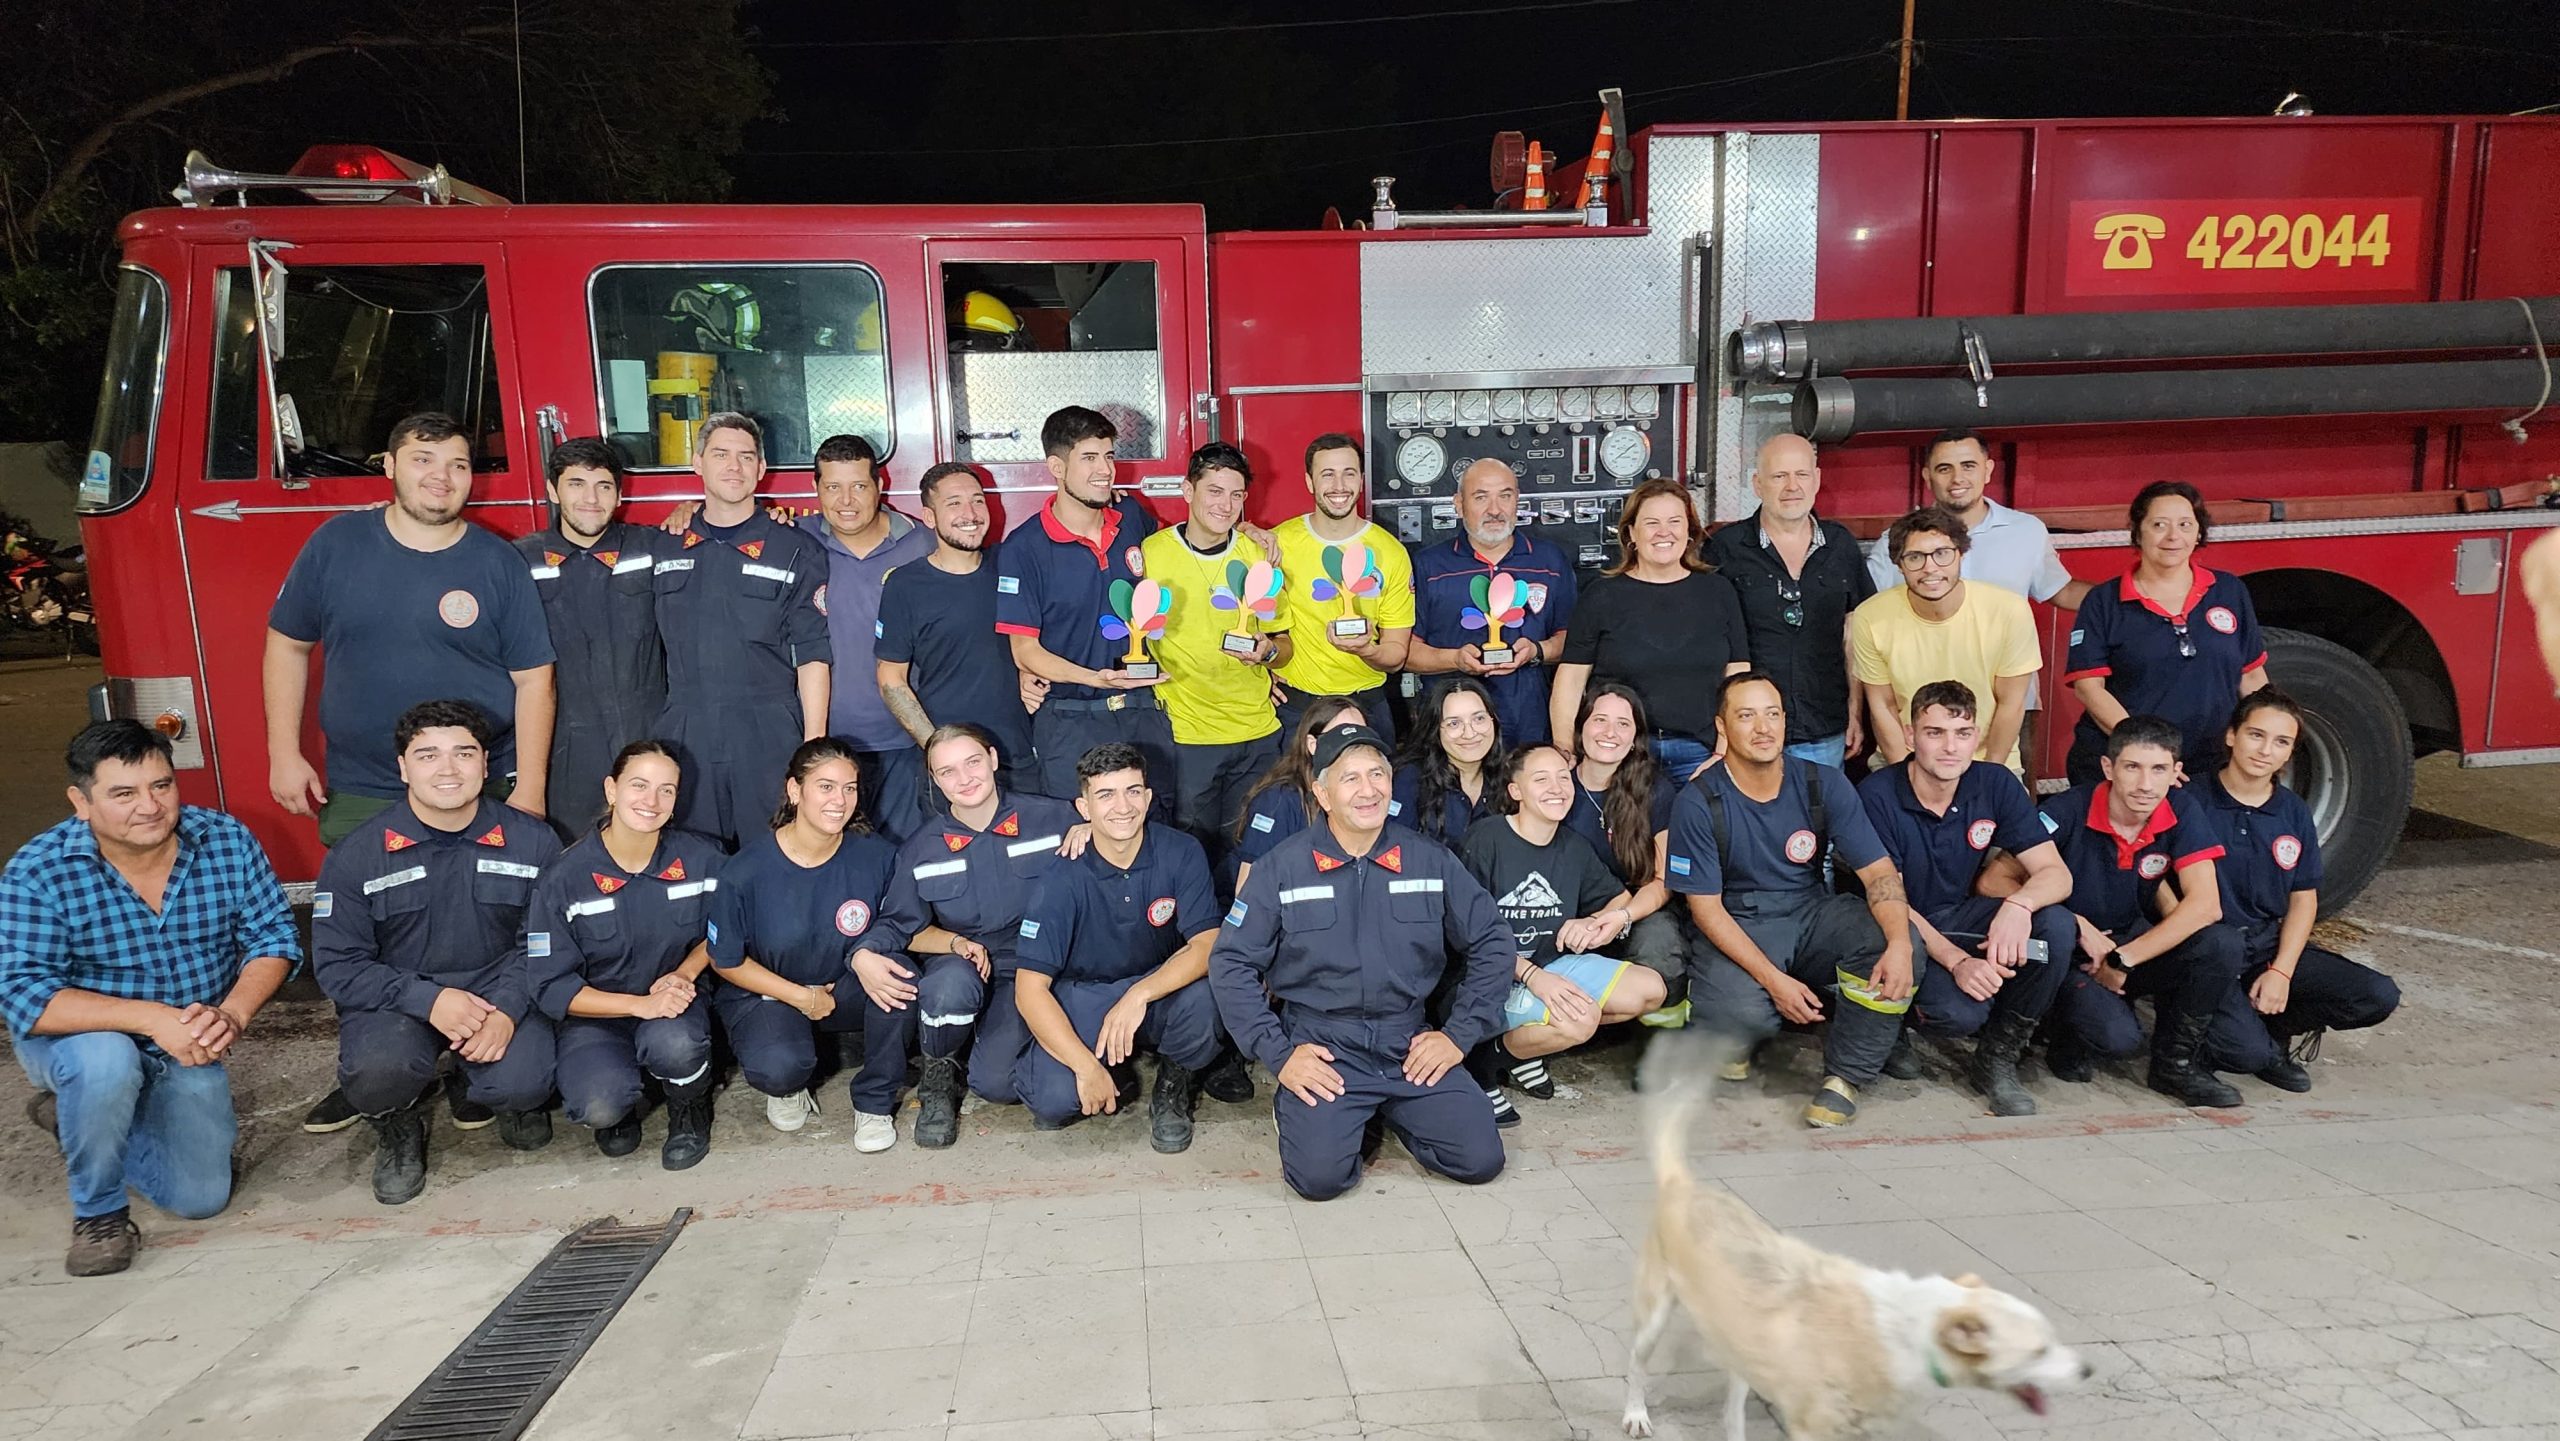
[{"x1": 730, "y1": 0, "x2": 2560, "y2": 228}]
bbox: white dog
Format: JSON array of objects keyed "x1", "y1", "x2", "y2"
[{"x1": 1622, "y1": 1035, "x2": 2091, "y2": 1439}]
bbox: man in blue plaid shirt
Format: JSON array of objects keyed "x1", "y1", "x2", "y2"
[{"x1": 2, "y1": 721, "x2": 299, "y2": 1276}]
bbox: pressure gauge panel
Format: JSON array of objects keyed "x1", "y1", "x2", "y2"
[
  {"x1": 1386, "y1": 391, "x2": 1423, "y2": 427},
  {"x1": 1629, "y1": 386, "x2": 1660, "y2": 418},
  {"x1": 1422, "y1": 390, "x2": 1458, "y2": 426},
  {"x1": 1397, "y1": 433, "x2": 1449, "y2": 487},
  {"x1": 1526, "y1": 388, "x2": 1559, "y2": 421},
  {"x1": 1457, "y1": 389, "x2": 1491, "y2": 425},
  {"x1": 1491, "y1": 389, "x2": 1526, "y2": 423},
  {"x1": 1559, "y1": 386, "x2": 1594, "y2": 422},
  {"x1": 1595, "y1": 385, "x2": 1627, "y2": 418},
  {"x1": 1599, "y1": 424, "x2": 1650, "y2": 480}
]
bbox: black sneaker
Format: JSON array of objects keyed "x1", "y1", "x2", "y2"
[
  {"x1": 1485, "y1": 1087, "x2": 1522, "y2": 1129},
  {"x1": 444, "y1": 1071, "x2": 495, "y2": 1130},
  {"x1": 1198, "y1": 1048, "x2": 1256, "y2": 1105},
  {"x1": 66, "y1": 1208, "x2": 139, "y2": 1277},
  {"x1": 595, "y1": 1115, "x2": 644, "y2": 1157},
  {"x1": 301, "y1": 1087, "x2": 362, "y2": 1134},
  {"x1": 497, "y1": 1108, "x2": 554, "y2": 1152},
  {"x1": 1505, "y1": 1056, "x2": 1556, "y2": 1100}
]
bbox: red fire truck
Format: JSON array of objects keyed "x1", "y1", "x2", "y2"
[{"x1": 74, "y1": 111, "x2": 2560, "y2": 905}]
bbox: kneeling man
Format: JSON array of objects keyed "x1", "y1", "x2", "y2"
[
  {"x1": 3, "y1": 721, "x2": 299, "y2": 1275},
  {"x1": 1212, "y1": 725, "x2": 1514, "y2": 1200}
]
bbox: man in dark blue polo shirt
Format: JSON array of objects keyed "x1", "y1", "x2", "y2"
[
  {"x1": 1858, "y1": 681, "x2": 2075, "y2": 1116},
  {"x1": 1405, "y1": 459, "x2": 1576, "y2": 746},
  {"x1": 1666, "y1": 671, "x2": 1918, "y2": 1129},
  {"x1": 995, "y1": 407, "x2": 1174, "y2": 801},
  {"x1": 2016, "y1": 714, "x2": 2246, "y2": 1108},
  {"x1": 877, "y1": 464, "x2": 1036, "y2": 791},
  {"x1": 799, "y1": 434, "x2": 936, "y2": 839},
  {"x1": 2196, "y1": 690, "x2": 2399, "y2": 1093},
  {"x1": 1013, "y1": 743, "x2": 1225, "y2": 1152}
]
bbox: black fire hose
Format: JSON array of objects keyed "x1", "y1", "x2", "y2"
[
  {"x1": 1734, "y1": 296, "x2": 2560, "y2": 382},
  {"x1": 1791, "y1": 357, "x2": 2556, "y2": 443}
]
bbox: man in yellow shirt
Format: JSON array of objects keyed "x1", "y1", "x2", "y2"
[
  {"x1": 1852, "y1": 506, "x2": 2041, "y2": 772},
  {"x1": 1270, "y1": 433, "x2": 1413, "y2": 743},
  {"x1": 1141, "y1": 443, "x2": 1293, "y2": 864}
]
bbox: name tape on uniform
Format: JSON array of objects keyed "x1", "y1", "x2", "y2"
[
  {"x1": 363, "y1": 865, "x2": 428, "y2": 895},
  {"x1": 912, "y1": 858, "x2": 968, "y2": 880},
  {"x1": 654, "y1": 558, "x2": 695, "y2": 575},
  {"x1": 666, "y1": 879, "x2": 717, "y2": 899},
  {"x1": 1278, "y1": 885, "x2": 1335, "y2": 904},
  {"x1": 1387, "y1": 878, "x2": 1442, "y2": 894},
  {"x1": 1006, "y1": 834, "x2": 1063, "y2": 857},
  {"x1": 741, "y1": 563, "x2": 796, "y2": 583},
  {"x1": 476, "y1": 858, "x2": 540, "y2": 879},
  {"x1": 565, "y1": 897, "x2": 618, "y2": 920}
]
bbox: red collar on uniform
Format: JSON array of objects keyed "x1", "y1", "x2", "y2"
[
  {"x1": 474, "y1": 824, "x2": 508, "y2": 847},
  {"x1": 1038, "y1": 495, "x2": 1123, "y2": 564},
  {"x1": 1312, "y1": 850, "x2": 1347, "y2": 872},
  {"x1": 2118, "y1": 565, "x2": 2216, "y2": 623},
  {"x1": 1311, "y1": 841, "x2": 1400, "y2": 873},
  {"x1": 593, "y1": 873, "x2": 627, "y2": 894},
  {"x1": 2087, "y1": 782, "x2": 2178, "y2": 870},
  {"x1": 1375, "y1": 845, "x2": 1404, "y2": 873},
  {"x1": 654, "y1": 857, "x2": 687, "y2": 881},
  {"x1": 993, "y1": 811, "x2": 1021, "y2": 837},
  {"x1": 594, "y1": 549, "x2": 620, "y2": 569},
  {"x1": 383, "y1": 829, "x2": 418, "y2": 853},
  {"x1": 682, "y1": 530, "x2": 705, "y2": 549}
]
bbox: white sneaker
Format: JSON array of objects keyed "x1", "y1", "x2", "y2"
[
  {"x1": 853, "y1": 1110, "x2": 896, "y2": 1153},
  {"x1": 765, "y1": 1089, "x2": 819, "y2": 1133}
]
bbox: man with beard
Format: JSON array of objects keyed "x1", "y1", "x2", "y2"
[
  {"x1": 1851, "y1": 506, "x2": 2041, "y2": 773},
  {"x1": 1269, "y1": 434, "x2": 1413, "y2": 743},
  {"x1": 796, "y1": 435, "x2": 934, "y2": 839},
  {"x1": 652, "y1": 412, "x2": 833, "y2": 846},
  {"x1": 878, "y1": 463, "x2": 1036, "y2": 791},
  {"x1": 1407, "y1": 458, "x2": 1576, "y2": 746},
  {"x1": 512, "y1": 437, "x2": 666, "y2": 843},
  {"x1": 266, "y1": 411, "x2": 556, "y2": 848},
  {"x1": 995, "y1": 407, "x2": 1173, "y2": 800}
]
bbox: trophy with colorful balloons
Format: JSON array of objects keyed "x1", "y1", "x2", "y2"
[
  {"x1": 1315, "y1": 540, "x2": 1383, "y2": 643},
  {"x1": 1102, "y1": 577, "x2": 1172, "y2": 680},
  {"x1": 1467, "y1": 572, "x2": 1529, "y2": 668},
  {"x1": 1213, "y1": 558, "x2": 1285, "y2": 657}
]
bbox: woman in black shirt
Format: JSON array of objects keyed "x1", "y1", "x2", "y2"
[{"x1": 1551, "y1": 479, "x2": 1751, "y2": 782}]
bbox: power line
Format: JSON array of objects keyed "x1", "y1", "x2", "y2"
[
  {"x1": 2088, "y1": 0, "x2": 2555, "y2": 61},
  {"x1": 758, "y1": 0, "x2": 1648, "y2": 49}
]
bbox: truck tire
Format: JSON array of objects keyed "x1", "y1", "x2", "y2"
[{"x1": 2259, "y1": 626, "x2": 2412, "y2": 913}]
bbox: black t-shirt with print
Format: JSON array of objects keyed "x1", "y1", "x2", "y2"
[{"x1": 1458, "y1": 816, "x2": 1625, "y2": 967}]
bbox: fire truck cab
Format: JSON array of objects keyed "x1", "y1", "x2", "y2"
[{"x1": 78, "y1": 115, "x2": 2560, "y2": 906}]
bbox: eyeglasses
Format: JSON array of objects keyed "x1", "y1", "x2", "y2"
[
  {"x1": 1897, "y1": 546, "x2": 1961, "y2": 571},
  {"x1": 2171, "y1": 620, "x2": 2197, "y2": 659},
  {"x1": 1776, "y1": 577, "x2": 1804, "y2": 628}
]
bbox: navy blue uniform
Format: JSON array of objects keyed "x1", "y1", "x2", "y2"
[
  {"x1": 2038, "y1": 781, "x2": 2246, "y2": 1060},
  {"x1": 1665, "y1": 760, "x2": 1913, "y2": 1085},
  {"x1": 2194, "y1": 776, "x2": 2398, "y2": 1073},
  {"x1": 525, "y1": 829, "x2": 723, "y2": 1129},
  {"x1": 653, "y1": 513, "x2": 833, "y2": 846},
  {"x1": 1235, "y1": 786, "x2": 1319, "y2": 869},
  {"x1": 1391, "y1": 766, "x2": 1496, "y2": 849},
  {"x1": 707, "y1": 827, "x2": 915, "y2": 1111},
  {"x1": 2063, "y1": 567, "x2": 2267, "y2": 783},
  {"x1": 514, "y1": 522, "x2": 666, "y2": 841},
  {"x1": 272, "y1": 512, "x2": 553, "y2": 798},
  {"x1": 881, "y1": 793, "x2": 1081, "y2": 1103},
  {"x1": 1410, "y1": 535, "x2": 1577, "y2": 745},
  {"x1": 876, "y1": 556, "x2": 1034, "y2": 790},
  {"x1": 994, "y1": 496, "x2": 1173, "y2": 800},
  {"x1": 1012, "y1": 824, "x2": 1224, "y2": 1124},
  {"x1": 1210, "y1": 824, "x2": 1512, "y2": 1200},
  {"x1": 311, "y1": 801, "x2": 562, "y2": 1115},
  {"x1": 1858, "y1": 760, "x2": 2072, "y2": 1038}
]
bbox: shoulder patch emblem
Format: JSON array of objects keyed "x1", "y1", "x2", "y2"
[
  {"x1": 2040, "y1": 811, "x2": 2060, "y2": 834},
  {"x1": 1250, "y1": 813, "x2": 1275, "y2": 833},
  {"x1": 1785, "y1": 829, "x2": 1819, "y2": 864},
  {"x1": 2272, "y1": 834, "x2": 2302, "y2": 871},
  {"x1": 1018, "y1": 918, "x2": 1041, "y2": 939},
  {"x1": 527, "y1": 932, "x2": 552, "y2": 959},
  {"x1": 1668, "y1": 854, "x2": 1693, "y2": 876},
  {"x1": 997, "y1": 575, "x2": 1021, "y2": 594},
  {"x1": 815, "y1": 584, "x2": 830, "y2": 616},
  {"x1": 1224, "y1": 900, "x2": 1249, "y2": 927},
  {"x1": 1968, "y1": 818, "x2": 1998, "y2": 851},
  {"x1": 1147, "y1": 896, "x2": 1177, "y2": 926},
  {"x1": 2138, "y1": 852, "x2": 2171, "y2": 879},
  {"x1": 1124, "y1": 545, "x2": 1146, "y2": 577},
  {"x1": 2205, "y1": 605, "x2": 2238, "y2": 635},
  {"x1": 835, "y1": 899, "x2": 873, "y2": 937},
  {"x1": 437, "y1": 590, "x2": 480, "y2": 628},
  {"x1": 312, "y1": 891, "x2": 334, "y2": 918},
  {"x1": 593, "y1": 873, "x2": 627, "y2": 895}
]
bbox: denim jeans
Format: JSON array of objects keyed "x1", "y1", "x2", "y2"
[
  {"x1": 15, "y1": 1031, "x2": 236, "y2": 1220},
  {"x1": 1651, "y1": 734, "x2": 1717, "y2": 785},
  {"x1": 1785, "y1": 734, "x2": 1847, "y2": 769}
]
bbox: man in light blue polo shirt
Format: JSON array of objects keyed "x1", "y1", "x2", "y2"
[{"x1": 801, "y1": 434, "x2": 935, "y2": 839}]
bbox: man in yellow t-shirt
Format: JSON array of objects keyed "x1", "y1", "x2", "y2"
[
  {"x1": 1270, "y1": 432, "x2": 1413, "y2": 744},
  {"x1": 1142, "y1": 443, "x2": 1292, "y2": 860},
  {"x1": 1852, "y1": 505, "x2": 2042, "y2": 773}
]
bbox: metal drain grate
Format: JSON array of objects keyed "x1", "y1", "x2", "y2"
[{"x1": 366, "y1": 1209, "x2": 692, "y2": 1441}]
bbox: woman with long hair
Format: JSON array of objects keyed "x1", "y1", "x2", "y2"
[
  {"x1": 1231, "y1": 694, "x2": 1369, "y2": 890},
  {"x1": 1564, "y1": 682, "x2": 1690, "y2": 1006},
  {"x1": 709, "y1": 740, "x2": 931, "y2": 1153},
  {"x1": 1395, "y1": 678, "x2": 1505, "y2": 846},
  {"x1": 525, "y1": 741, "x2": 725, "y2": 1169},
  {"x1": 1550, "y1": 479, "x2": 1751, "y2": 781}
]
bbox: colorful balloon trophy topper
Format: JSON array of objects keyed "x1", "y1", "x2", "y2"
[
  {"x1": 1315, "y1": 540, "x2": 1382, "y2": 642},
  {"x1": 1213, "y1": 558, "x2": 1286, "y2": 657},
  {"x1": 1102, "y1": 577, "x2": 1172, "y2": 679},
  {"x1": 1466, "y1": 572, "x2": 1529, "y2": 667}
]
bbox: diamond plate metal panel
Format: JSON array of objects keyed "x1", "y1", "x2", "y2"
[
  {"x1": 949, "y1": 352, "x2": 1166, "y2": 463},
  {"x1": 801, "y1": 354, "x2": 890, "y2": 451},
  {"x1": 1360, "y1": 134, "x2": 1723, "y2": 377},
  {"x1": 1708, "y1": 132, "x2": 1821, "y2": 522}
]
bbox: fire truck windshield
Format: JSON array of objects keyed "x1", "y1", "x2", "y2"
[{"x1": 78, "y1": 266, "x2": 170, "y2": 516}]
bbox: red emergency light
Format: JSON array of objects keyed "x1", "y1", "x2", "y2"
[{"x1": 281, "y1": 145, "x2": 505, "y2": 205}]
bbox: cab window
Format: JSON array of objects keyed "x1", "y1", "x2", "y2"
[
  {"x1": 589, "y1": 265, "x2": 890, "y2": 472},
  {"x1": 942, "y1": 261, "x2": 1163, "y2": 464},
  {"x1": 79, "y1": 266, "x2": 170, "y2": 514},
  {"x1": 206, "y1": 264, "x2": 502, "y2": 480}
]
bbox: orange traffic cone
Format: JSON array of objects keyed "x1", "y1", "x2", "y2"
[
  {"x1": 1523, "y1": 142, "x2": 1548, "y2": 211},
  {"x1": 1573, "y1": 106, "x2": 1616, "y2": 211}
]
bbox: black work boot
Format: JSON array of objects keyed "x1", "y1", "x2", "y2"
[
  {"x1": 2046, "y1": 1030, "x2": 2095, "y2": 1083},
  {"x1": 66, "y1": 1208, "x2": 140, "y2": 1278},
  {"x1": 1881, "y1": 1028, "x2": 1924, "y2": 1081},
  {"x1": 595, "y1": 1115, "x2": 643, "y2": 1158},
  {"x1": 661, "y1": 1075, "x2": 714, "y2": 1171},
  {"x1": 2148, "y1": 1010, "x2": 2244, "y2": 1109},
  {"x1": 1198, "y1": 1047, "x2": 1256, "y2": 1104},
  {"x1": 2256, "y1": 1028, "x2": 2319, "y2": 1093},
  {"x1": 498, "y1": 1108, "x2": 555, "y2": 1152},
  {"x1": 370, "y1": 1104, "x2": 429, "y2": 1206},
  {"x1": 1967, "y1": 1009, "x2": 2041, "y2": 1117},
  {"x1": 1111, "y1": 1062, "x2": 1142, "y2": 1112},
  {"x1": 1150, "y1": 1058, "x2": 1200, "y2": 1154},
  {"x1": 912, "y1": 1055, "x2": 965, "y2": 1150}
]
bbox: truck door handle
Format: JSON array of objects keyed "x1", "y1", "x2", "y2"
[{"x1": 959, "y1": 428, "x2": 1021, "y2": 442}]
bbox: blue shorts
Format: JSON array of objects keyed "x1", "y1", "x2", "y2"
[{"x1": 1504, "y1": 955, "x2": 1633, "y2": 1029}]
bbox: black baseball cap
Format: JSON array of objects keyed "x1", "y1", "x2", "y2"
[{"x1": 1310, "y1": 724, "x2": 1392, "y2": 780}]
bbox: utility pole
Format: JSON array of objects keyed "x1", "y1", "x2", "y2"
[{"x1": 1895, "y1": 0, "x2": 1916, "y2": 121}]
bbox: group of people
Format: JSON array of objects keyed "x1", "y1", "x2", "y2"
[{"x1": 1, "y1": 405, "x2": 2399, "y2": 1279}]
